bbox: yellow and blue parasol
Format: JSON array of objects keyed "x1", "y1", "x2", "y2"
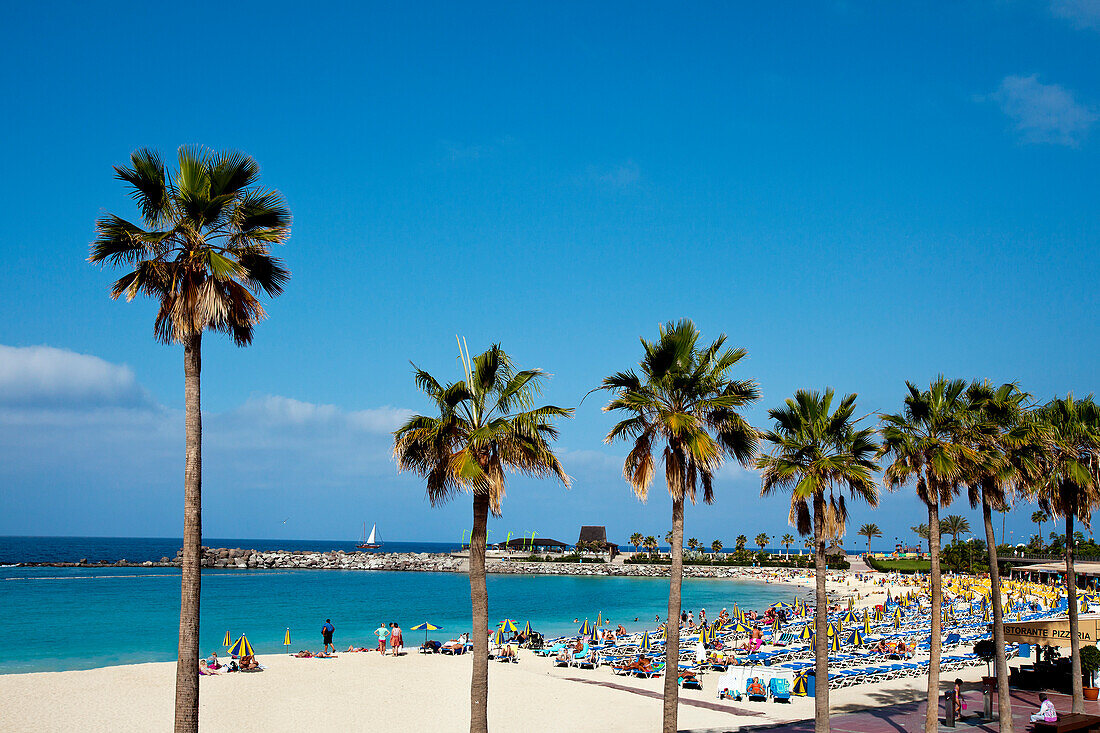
[
  {"x1": 411, "y1": 622, "x2": 442, "y2": 643},
  {"x1": 793, "y1": 671, "x2": 810, "y2": 696},
  {"x1": 223, "y1": 630, "x2": 231, "y2": 647},
  {"x1": 641, "y1": 630, "x2": 652, "y2": 651},
  {"x1": 229, "y1": 635, "x2": 253, "y2": 658},
  {"x1": 499, "y1": 619, "x2": 517, "y2": 633},
  {"x1": 596, "y1": 611, "x2": 603, "y2": 627},
  {"x1": 579, "y1": 618, "x2": 591, "y2": 636}
]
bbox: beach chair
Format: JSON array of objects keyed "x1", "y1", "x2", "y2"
[
  {"x1": 768, "y1": 677, "x2": 791, "y2": 702},
  {"x1": 678, "y1": 668, "x2": 703, "y2": 689},
  {"x1": 745, "y1": 676, "x2": 768, "y2": 701},
  {"x1": 716, "y1": 671, "x2": 742, "y2": 700}
]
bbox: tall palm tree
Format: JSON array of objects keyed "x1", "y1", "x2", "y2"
[
  {"x1": 644, "y1": 535, "x2": 658, "y2": 555},
  {"x1": 736, "y1": 534, "x2": 748, "y2": 552},
  {"x1": 711, "y1": 539, "x2": 723, "y2": 555},
  {"x1": 758, "y1": 388, "x2": 879, "y2": 733},
  {"x1": 599, "y1": 319, "x2": 759, "y2": 733},
  {"x1": 880, "y1": 377, "x2": 972, "y2": 733},
  {"x1": 89, "y1": 147, "x2": 290, "y2": 733},
  {"x1": 755, "y1": 532, "x2": 770, "y2": 554},
  {"x1": 857, "y1": 523, "x2": 881, "y2": 555},
  {"x1": 393, "y1": 341, "x2": 571, "y2": 733},
  {"x1": 961, "y1": 380, "x2": 1040, "y2": 732},
  {"x1": 1031, "y1": 510, "x2": 1048, "y2": 548},
  {"x1": 1026, "y1": 395, "x2": 1100, "y2": 713},
  {"x1": 941, "y1": 514, "x2": 972, "y2": 547},
  {"x1": 782, "y1": 533, "x2": 796, "y2": 555},
  {"x1": 687, "y1": 537, "x2": 700, "y2": 554},
  {"x1": 630, "y1": 532, "x2": 644, "y2": 553}
]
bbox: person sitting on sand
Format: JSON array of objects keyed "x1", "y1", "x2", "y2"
[
  {"x1": 206, "y1": 652, "x2": 221, "y2": 669},
  {"x1": 1031, "y1": 693, "x2": 1057, "y2": 723},
  {"x1": 239, "y1": 654, "x2": 259, "y2": 670},
  {"x1": 199, "y1": 659, "x2": 219, "y2": 676}
]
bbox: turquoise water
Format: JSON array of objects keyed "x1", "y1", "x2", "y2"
[{"x1": 0, "y1": 566, "x2": 797, "y2": 674}]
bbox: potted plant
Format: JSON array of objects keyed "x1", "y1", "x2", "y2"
[
  {"x1": 974, "y1": 640, "x2": 997, "y2": 686},
  {"x1": 1080, "y1": 645, "x2": 1100, "y2": 701}
]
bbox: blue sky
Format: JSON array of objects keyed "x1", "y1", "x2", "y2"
[{"x1": 1, "y1": 1, "x2": 1098, "y2": 549}]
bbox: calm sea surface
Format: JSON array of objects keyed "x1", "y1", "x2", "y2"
[{"x1": 0, "y1": 537, "x2": 799, "y2": 674}]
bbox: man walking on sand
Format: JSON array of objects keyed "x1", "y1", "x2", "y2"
[
  {"x1": 321, "y1": 619, "x2": 335, "y2": 655},
  {"x1": 376, "y1": 622, "x2": 390, "y2": 656}
]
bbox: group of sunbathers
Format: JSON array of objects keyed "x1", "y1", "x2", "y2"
[{"x1": 200, "y1": 651, "x2": 260, "y2": 674}]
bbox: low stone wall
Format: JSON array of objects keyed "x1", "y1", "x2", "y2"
[{"x1": 16, "y1": 547, "x2": 802, "y2": 578}]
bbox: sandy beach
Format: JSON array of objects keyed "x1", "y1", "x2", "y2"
[
  {"x1": 0, "y1": 569, "x2": 969, "y2": 733},
  {"x1": 0, "y1": 638, "x2": 992, "y2": 733}
]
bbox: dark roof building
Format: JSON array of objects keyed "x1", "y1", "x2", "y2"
[
  {"x1": 494, "y1": 537, "x2": 568, "y2": 550},
  {"x1": 577, "y1": 526, "x2": 619, "y2": 556}
]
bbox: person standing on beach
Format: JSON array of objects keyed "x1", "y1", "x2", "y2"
[
  {"x1": 390, "y1": 622, "x2": 403, "y2": 656},
  {"x1": 321, "y1": 619, "x2": 335, "y2": 655},
  {"x1": 375, "y1": 622, "x2": 389, "y2": 656}
]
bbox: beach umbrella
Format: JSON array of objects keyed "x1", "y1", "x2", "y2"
[
  {"x1": 793, "y1": 672, "x2": 809, "y2": 696},
  {"x1": 522, "y1": 621, "x2": 532, "y2": 638},
  {"x1": 596, "y1": 611, "x2": 603, "y2": 627},
  {"x1": 848, "y1": 596, "x2": 855, "y2": 610},
  {"x1": 841, "y1": 610, "x2": 857, "y2": 625},
  {"x1": 283, "y1": 628, "x2": 291, "y2": 648},
  {"x1": 699, "y1": 628, "x2": 709, "y2": 646},
  {"x1": 579, "y1": 618, "x2": 591, "y2": 636},
  {"x1": 847, "y1": 629, "x2": 864, "y2": 647},
  {"x1": 411, "y1": 622, "x2": 442, "y2": 644},
  {"x1": 493, "y1": 629, "x2": 506, "y2": 646},
  {"x1": 863, "y1": 610, "x2": 871, "y2": 635},
  {"x1": 733, "y1": 622, "x2": 752, "y2": 635},
  {"x1": 499, "y1": 619, "x2": 518, "y2": 633},
  {"x1": 798, "y1": 625, "x2": 814, "y2": 640},
  {"x1": 222, "y1": 630, "x2": 231, "y2": 648},
  {"x1": 641, "y1": 631, "x2": 652, "y2": 651},
  {"x1": 893, "y1": 613, "x2": 900, "y2": 631},
  {"x1": 228, "y1": 635, "x2": 253, "y2": 658},
  {"x1": 874, "y1": 607, "x2": 883, "y2": 621},
  {"x1": 771, "y1": 617, "x2": 781, "y2": 636}
]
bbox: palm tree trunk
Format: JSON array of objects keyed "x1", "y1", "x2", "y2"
[
  {"x1": 813, "y1": 493, "x2": 829, "y2": 733},
  {"x1": 1066, "y1": 511, "x2": 1084, "y2": 713},
  {"x1": 982, "y1": 496, "x2": 1013, "y2": 731},
  {"x1": 469, "y1": 491, "x2": 490, "y2": 733},
  {"x1": 174, "y1": 333, "x2": 201, "y2": 733},
  {"x1": 662, "y1": 496, "x2": 684, "y2": 733},
  {"x1": 925, "y1": 500, "x2": 942, "y2": 733}
]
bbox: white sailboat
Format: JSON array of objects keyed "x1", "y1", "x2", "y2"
[{"x1": 357, "y1": 522, "x2": 382, "y2": 550}]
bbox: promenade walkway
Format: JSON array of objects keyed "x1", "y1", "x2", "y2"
[{"x1": 729, "y1": 688, "x2": 1100, "y2": 733}]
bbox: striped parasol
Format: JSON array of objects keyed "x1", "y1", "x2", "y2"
[
  {"x1": 793, "y1": 671, "x2": 810, "y2": 695},
  {"x1": 499, "y1": 619, "x2": 517, "y2": 633},
  {"x1": 579, "y1": 618, "x2": 591, "y2": 636},
  {"x1": 874, "y1": 607, "x2": 884, "y2": 621},
  {"x1": 411, "y1": 622, "x2": 442, "y2": 643},
  {"x1": 863, "y1": 609, "x2": 871, "y2": 635},
  {"x1": 522, "y1": 621, "x2": 532, "y2": 638},
  {"x1": 229, "y1": 635, "x2": 253, "y2": 658},
  {"x1": 828, "y1": 631, "x2": 842, "y2": 652},
  {"x1": 641, "y1": 630, "x2": 652, "y2": 651},
  {"x1": 596, "y1": 611, "x2": 603, "y2": 627},
  {"x1": 847, "y1": 629, "x2": 864, "y2": 647},
  {"x1": 493, "y1": 628, "x2": 505, "y2": 646},
  {"x1": 223, "y1": 630, "x2": 231, "y2": 647},
  {"x1": 798, "y1": 624, "x2": 814, "y2": 640},
  {"x1": 771, "y1": 617, "x2": 781, "y2": 635}
]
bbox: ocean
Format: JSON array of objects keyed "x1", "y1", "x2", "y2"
[{"x1": 0, "y1": 537, "x2": 801, "y2": 674}]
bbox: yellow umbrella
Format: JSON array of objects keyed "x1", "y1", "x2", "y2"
[
  {"x1": 411, "y1": 622, "x2": 442, "y2": 643},
  {"x1": 499, "y1": 619, "x2": 518, "y2": 633},
  {"x1": 229, "y1": 635, "x2": 253, "y2": 658},
  {"x1": 222, "y1": 630, "x2": 231, "y2": 647},
  {"x1": 596, "y1": 611, "x2": 603, "y2": 627},
  {"x1": 283, "y1": 628, "x2": 291, "y2": 648}
]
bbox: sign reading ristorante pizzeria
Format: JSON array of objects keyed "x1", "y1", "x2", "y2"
[{"x1": 995, "y1": 616, "x2": 1100, "y2": 647}]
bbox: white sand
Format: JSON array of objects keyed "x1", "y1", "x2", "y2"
[{"x1": 0, "y1": 569, "x2": 966, "y2": 732}]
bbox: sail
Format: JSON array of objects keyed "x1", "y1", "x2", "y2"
[{"x1": 366, "y1": 524, "x2": 377, "y2": 544}]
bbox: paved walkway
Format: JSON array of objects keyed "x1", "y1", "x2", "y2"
[{"x1": 730, "y1": 689, "x2": 1100, "y2": 733}]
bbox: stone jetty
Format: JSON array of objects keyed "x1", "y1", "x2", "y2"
[{"x1": 14, "y1": 547, "x2": 779, "y2": 578}]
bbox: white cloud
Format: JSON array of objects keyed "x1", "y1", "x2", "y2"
[
  {"x1": 229, "y1": 394, "x2": 411, "y2": 434},
  {"x1": 0, "y1": 344, "x2": 153, "y2": 409},
  {"x1": 987, "y1": 74, "x2": 1097, "y2": 146},
  {"x1": 1051, "y1": 0, "x2": 1100, "y2": 30}
]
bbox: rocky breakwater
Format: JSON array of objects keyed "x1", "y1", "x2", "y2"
[{"x1": 191, "y1": 547, "x2": 466, "y2": 571}]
